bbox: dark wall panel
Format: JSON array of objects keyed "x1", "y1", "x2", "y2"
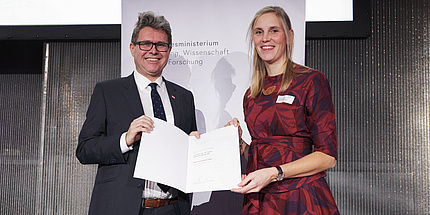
[
  {"x1": 306, "y1": 0, "x2": 429, "y2": 214},
  {"x1": 0, "y1": 75, "x2": 43, "y2": 214},
  {"x1": 40, "y1": 41, "x2": 120, "y2": 214}
]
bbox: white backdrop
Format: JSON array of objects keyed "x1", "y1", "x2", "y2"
[
  {"x1": 0, "y1": 0, "x2": 352, "y2": 25},
  {"x1": 121, "y1": 0, "x2": 305, "y2": 146}
]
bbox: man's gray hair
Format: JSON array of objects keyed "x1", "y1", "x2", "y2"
[{"x1": 131, "y1": 11, "x2": 172, "y2": 44}]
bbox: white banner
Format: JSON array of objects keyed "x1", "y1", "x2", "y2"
[{"x1": 122, "y1": 0, "x2": 305, "y2": 143}]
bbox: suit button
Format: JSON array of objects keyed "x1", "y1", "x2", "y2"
[
  {"x1": 137, "y1": 184, "x2": 143, "y2": 189},
  {"x1": 106, "y1": 158, "x2": 116, "y2": 164}
]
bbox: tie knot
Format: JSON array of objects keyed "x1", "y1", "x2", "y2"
[{"x1": 149, "y1": 83, "x2": 158, "y2": 90}]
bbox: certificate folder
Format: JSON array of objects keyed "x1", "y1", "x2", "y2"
[{"x1": 134, "y1": 118, "x2": 242, "y2": 193}]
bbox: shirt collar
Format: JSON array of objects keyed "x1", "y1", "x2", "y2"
[{"x1": 133, "y1": 71, "x2": 164, "y2": 91}]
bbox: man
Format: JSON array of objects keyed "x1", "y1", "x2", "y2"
[{"x1": 76, "y1": 11, "x2": 199, "y2": 215}]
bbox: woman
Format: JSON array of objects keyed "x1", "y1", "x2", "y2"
[{"x1": 228, "y1": 6, "x2": 339, "y2": 215}]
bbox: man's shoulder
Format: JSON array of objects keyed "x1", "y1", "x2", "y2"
[
  {"x1": 164, "y1": 79, "x2": 192, "y2": 94},
  {"x1": 92, "y1": 75, "x2": 133, "y2": 93},
  {"x1": 98, "y1": 75, "x2": 132, "y2": 86}
]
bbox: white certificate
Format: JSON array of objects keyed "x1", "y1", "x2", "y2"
[{"x1": 133, "y1": 118, "x2": 241, "y2": 193}]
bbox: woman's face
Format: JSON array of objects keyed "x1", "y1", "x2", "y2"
[{"x1": 253, "y1": 12, "x2": 288, "y2": 66}]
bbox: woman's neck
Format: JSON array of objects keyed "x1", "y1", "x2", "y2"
[{"x1": 265, "y1": 61, "x2": 286, "y2": 76}]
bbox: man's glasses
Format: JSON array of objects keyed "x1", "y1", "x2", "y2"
[{"x1": 133, "y1": 41, "x2": 170, "y2": 52}]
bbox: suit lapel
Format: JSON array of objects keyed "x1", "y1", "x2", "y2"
[
  {"x1": 123, "y1": 75, "x2": 181, "y2": 127},
  {"x1": 164, "y1": 78, "x2": 181, "y2": 128},
  {"x1": 122, "y1": 74, "x2": 144, "y2": 119}
]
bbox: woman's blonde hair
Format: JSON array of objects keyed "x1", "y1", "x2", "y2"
[{"x1": 247, "y1": 6, "x2": 296, "y2": 98}]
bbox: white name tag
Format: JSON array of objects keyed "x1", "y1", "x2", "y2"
[{"x1": 276, "y1": 95, "x2": 295, "y2": 104}]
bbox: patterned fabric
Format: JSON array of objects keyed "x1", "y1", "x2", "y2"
[
  {"x1": 149, "y1": 82, "x2": 170, "y2": 192},
  {"x1": 242, "y1": 65, "x2": 339, "y2": 214}
]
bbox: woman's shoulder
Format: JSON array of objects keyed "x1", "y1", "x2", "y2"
[
  {"x1": 294, "y1": 64, "x2": 328, "y2": 81},
  {"x1": 243, "y1": 88, "x2": 251, "y2": 99}
]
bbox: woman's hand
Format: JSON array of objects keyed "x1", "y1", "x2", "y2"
[
  {"x1": 225, "y1": 118, "x2": 243, "y2": 140},
  {"x1": 231, "y1": 167, "x2": 278, "y2": 194},
  {"x1": 226, "y1": 118, "x2": 249, "y2": 158}
]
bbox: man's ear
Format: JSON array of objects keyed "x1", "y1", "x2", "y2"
[{"x1": 130, "y1": 43, "x2": 135, "y2": 57}]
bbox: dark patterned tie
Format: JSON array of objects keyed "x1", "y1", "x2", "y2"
[
  {"x1": 149, "y1": 83, "x2": 167, "y2": 121},
  {"x1": 148, "y1": 83, "x2": 170, "y2": 192}
]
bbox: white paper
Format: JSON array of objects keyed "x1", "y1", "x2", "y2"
[
  {"x1": 134, "y1": 118, "x2": 241, "y2": 193},
  {"x1": 191, "y1": 191, "x2": 212, "y2": 210}
]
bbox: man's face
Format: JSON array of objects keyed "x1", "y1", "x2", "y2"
[{"x1": 130, "y1": 27, "x2": 171, "y2": 81}]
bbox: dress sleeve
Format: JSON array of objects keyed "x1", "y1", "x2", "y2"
[{"x1": 305, "y1": 72, "x2": 337, "y2": 159}]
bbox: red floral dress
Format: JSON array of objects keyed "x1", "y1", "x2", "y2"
[{"x1": 243, "y1": 65, "x2": 339, "y2": 215}]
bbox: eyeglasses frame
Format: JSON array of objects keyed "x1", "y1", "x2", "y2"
[{"x1": 133, "y1": 41, "x2": 171, "y2": 52}]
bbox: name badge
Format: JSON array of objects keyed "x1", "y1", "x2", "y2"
[{"x1": 276, "y1": 95, "x2": 295, "y2": 104}]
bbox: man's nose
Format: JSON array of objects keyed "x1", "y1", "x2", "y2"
[{"x1": 149, "y1": 46, "x2": 159, "y2": 54}]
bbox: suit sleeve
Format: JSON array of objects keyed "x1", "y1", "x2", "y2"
[{"x1": 76, "y1": 83, "x2": 127, "y2": 165}]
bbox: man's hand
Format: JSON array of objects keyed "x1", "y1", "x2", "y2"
[
  {"x1": 189, "y1": 131, "x2": 201, "y2": 139},
  {"x1": 125, "y1": 115, "x2": 154, "y2": 146}
]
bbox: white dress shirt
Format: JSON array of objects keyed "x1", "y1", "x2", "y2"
[{"x1": 119, "y1": 71, "x2": 176, "y2": 199}]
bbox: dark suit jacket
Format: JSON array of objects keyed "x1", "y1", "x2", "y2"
[{"x1": 76, "y1": 74, "x2": 197, "y2": 215}]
